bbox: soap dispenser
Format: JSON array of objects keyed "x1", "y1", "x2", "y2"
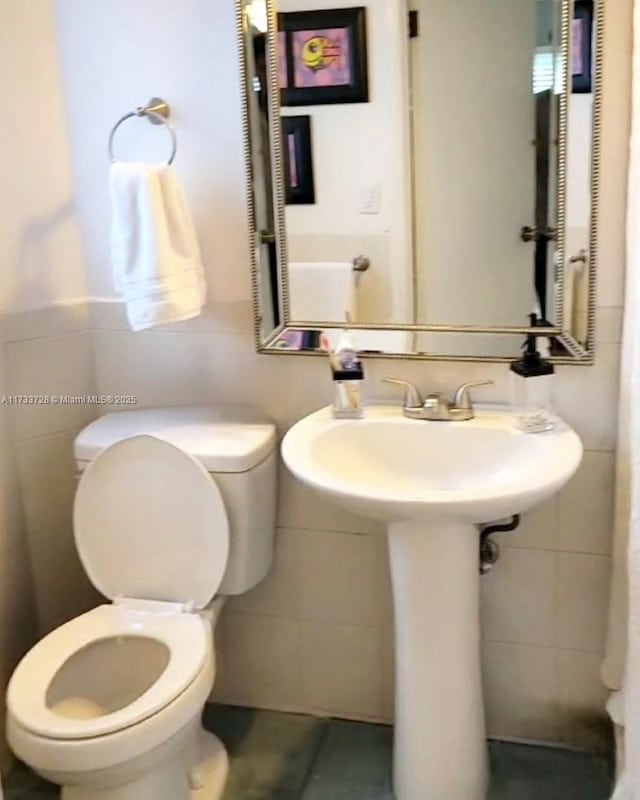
[{"x1": 510, "y1": 317, "x2": 555, "y2": 433}]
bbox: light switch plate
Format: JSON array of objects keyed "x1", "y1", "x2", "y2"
[{"x1": 359, "y1": 184, "x2": 381, "y2": 214}]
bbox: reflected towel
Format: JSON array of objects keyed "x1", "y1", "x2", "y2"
[
  {"x1": 110, "y1": 162, "x2": 206, "y2": 331},
  {"x1": 289, "y1": 261, "x2": 356, "y2": 322}
]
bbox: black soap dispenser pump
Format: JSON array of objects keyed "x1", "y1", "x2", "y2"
[{"x1": 510, "y1": 315, "x2": 555, "y2": 433}]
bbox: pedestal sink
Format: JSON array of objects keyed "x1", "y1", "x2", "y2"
[{"x1": 282, "y1": 405, "x2": 582, "y2": 800}]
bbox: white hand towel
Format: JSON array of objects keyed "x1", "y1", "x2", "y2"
[{"x1": 110, "y1": 162, "x2": 206, "y2": 331}]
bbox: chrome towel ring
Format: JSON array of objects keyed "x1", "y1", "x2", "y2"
[{"x1": 108, "y1": 97, "x2": 177, "y2": 165}]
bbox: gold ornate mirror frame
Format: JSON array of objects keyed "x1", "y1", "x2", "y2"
[{"x1": 237, "y1": 0, "x2": 604, "y2": 364}]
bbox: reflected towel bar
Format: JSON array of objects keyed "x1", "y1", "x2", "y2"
[{"x1": 353, "y1": 255, "x2": 370, "y2": 272}]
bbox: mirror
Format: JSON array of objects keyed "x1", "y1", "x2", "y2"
[{"x1": 238, "y1": 0, "x2": 600, "y2": 361}]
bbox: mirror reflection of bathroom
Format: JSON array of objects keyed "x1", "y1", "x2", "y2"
[
  {"x1": 1, "y1": 1, "x2": 635, "y2": 800},
  {"x1": 250, "y1": 0, "x2": 596, "y2": 357}
]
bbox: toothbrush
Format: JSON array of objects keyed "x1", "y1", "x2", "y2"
[{"x1": 329, "y1": 350, "x2": 342, "y2": 372}]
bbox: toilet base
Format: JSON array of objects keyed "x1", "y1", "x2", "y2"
[
  {"x1": 190, "y1": 730, "x2": 229, "y2": 800},
  {"x1": 61, "y1": 729, "x2": 228, "y2": 800}
]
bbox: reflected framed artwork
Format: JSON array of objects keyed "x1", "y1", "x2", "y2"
[
  {"x1": 278, "y1": 7, "x2": 369, "y2": 106},
  {"x1": 278, "y1": 31, "x2": 288, "y2": 88},
  {"x1": 282, "y1": 115, "x2": 315, "y2": 205},
  {"x1": 572, "y1": 0, "x2": 593, "y2": 93}
]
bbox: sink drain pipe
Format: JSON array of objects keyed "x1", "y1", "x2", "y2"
[{"x1": 478, "y1": 515, "x2": 520, "y2": 574}]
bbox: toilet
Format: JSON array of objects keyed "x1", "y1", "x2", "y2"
[{"x1": 6, "y1": 407, "x2": 277, "y2": 800}]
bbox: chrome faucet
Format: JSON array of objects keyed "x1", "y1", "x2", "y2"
[{"x1": 383, "y1": 378, "x2": 494, "y2": 421}]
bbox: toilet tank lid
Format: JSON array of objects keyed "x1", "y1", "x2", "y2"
[{"x1": 74, "y1": 407, "x2": 276, "y2": 473}]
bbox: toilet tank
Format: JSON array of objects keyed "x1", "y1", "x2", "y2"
[{"x1": 73, "y1": 406, "x2": 277, "y2": 595}]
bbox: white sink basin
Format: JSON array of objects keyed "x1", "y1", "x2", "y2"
[
  {"x1": 282, "y1": 404, "x2": 582, "y2": 800},
  {"x1": 282, "y1": 405, "x2": 582, "y2": 523}
]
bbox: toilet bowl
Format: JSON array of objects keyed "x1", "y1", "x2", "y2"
[
  {"x1": 7, "y1": 603, "x2": 222, "y2": 799},
  {"x1": 6, "y1": 408, "x2": 277, "y2": 800}
]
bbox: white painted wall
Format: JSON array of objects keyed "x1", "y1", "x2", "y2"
[
  {"x1": 564, "y1": 93, "x2": 594, "y2": 343},
  {"x1": 0, "y1": 0, "x2": 67, "y2": 769},
  {"x1": 53, "y1": 0, "x2": 251, "y2": 304},
  {"x1": 280, "y1": 0, "x2": 413, "y2": 323},
  {"x1": 0, "y1": 0, "x2": 87, "y2": 311},
  {"x1": 567, "y1": 94, "x2": 594, "y2": 231}
]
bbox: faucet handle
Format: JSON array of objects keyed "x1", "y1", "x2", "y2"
[
  {"x1": 383, "y1": 378, "x2": 423, "y2": 409},
  {"x1": 453, "y1": 380, "x2": 494, "y2": 410}
]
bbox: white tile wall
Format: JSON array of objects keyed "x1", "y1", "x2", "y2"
[
  {"x1": 494, "y1": 500, "x2": 557, "y2": 551},
  {"x1": 3, "y1": 311, "x2": 103, "y2": 638},
  {"x1": 2, "y1": 284, "x2": 626, "y2": 744},
  {"x1": 17, "y1": 429, "x2": 83, "y2": 536},
  {"x1": 0, "y1": 354, "x2": 38, "y2": 772},
  {"x1": 482, "y1": 642, "x2": 560, "y2": 741},
  {"x1": 216, "y1": 612, "x2": 302, "y2": 710},
  {"x1": 234, "y1": 527, "x2": 386, "y2": 627},
  {"x1": 0, "y1": 531, "x2": 37, "y2": 770},
  {"x1": 2, "y1": 303, "x2": 90, "y2": 342},
  {"x1": 298, "y1": 621, "x2": 384, "y2": 718},
  {"x1": 556, "y1": 451, "x2": 615, "y2": 555},
  {"x1": 295, "y1": 531, "x2": 384, "y2": 627},
  {"x1": 0, "y1": 294, "x2": 622, "y2": 748},
  {"x1": 556, "y1": 553, "x2": 612, "y2": 653},
  {"x1": 5, "y1": 332, "x2": 95, "y2": 439},
  {"x1": 92, "y1": 329, "x2": 213, "y2": 409},
  {"x1": 555, "y1": 343, "x2": 621, "y2": 452},
  {"x1": 278, "y1": 465, "x2": 382, "y2": 535},
  {"x1": 482, "y1": 548, "x2": 556, "y2": 648},
  {"x1": 27, "y1": 523, "x2": 100, "y2": 634},
  {"x1": 0, "y1": 307, "x2": 102, "y2": 769},
  {"x1": 557, "y1": 649, "x2": 611, "y2": 747},
  {"x1": 79, "y1": 304, "x2": 619, "y2": 740},
  {"x1": 230, "y1": 527, "x2": 301, "y2": 619},
  {"x1": 381, "y1": 626, "x2": 395, "y2": 720}
]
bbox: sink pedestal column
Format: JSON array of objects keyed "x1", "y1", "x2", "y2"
[{"x1": 388, "y1": 521, "x2": 488, "y2": 800}]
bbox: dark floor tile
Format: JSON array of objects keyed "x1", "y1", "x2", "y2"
[
  {"x1": 4, "y1": 763, "x2": 57, "y2": 800},
  {"x1": 488, "y1": 741, "x2": 613, "y2": 800},
  {"x1": 10, "y1": 793, "x2": 57, "y2": 800},
  {"x1": 5, "y1": 708, "x2": 616, "y2": 800},
  {"x1": 204, "y1": 704, "x2": 327, "y2": 800},
  {"x1": 300, "y1": 719, "x2": 394, "y2": 800}
]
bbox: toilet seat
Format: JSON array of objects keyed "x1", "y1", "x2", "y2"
[
  {"x1": 73, "y1": 434, "x2": 230, "y2": 608},
  {"x1": 8, "y1": 436, "x2": 230, "y2": 745},
  {"x1": 7, "y1": 603, "x2": 209, "y2": 741}
]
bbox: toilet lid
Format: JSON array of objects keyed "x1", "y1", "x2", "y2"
[{"x1": 74, "y1": 435, "x2": 229, "y2": 608}]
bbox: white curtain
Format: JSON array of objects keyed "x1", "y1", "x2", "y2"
[{"x1": 606, "y1": 1, "x2": 640, "y2": 794}]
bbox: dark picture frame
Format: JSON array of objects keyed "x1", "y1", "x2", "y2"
[
  {"x1": 278, "y1": 8, "x2": 369, "y2": 106},
  {"x1": 572, "y1": 0, "x2": 593, "y2": 94},
  {"x1": 282, "y1": 115, "x2": 316, "y2": 205}
]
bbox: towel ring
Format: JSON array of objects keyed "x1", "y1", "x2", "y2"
[{"x1": 108, "y1": 97, "x2": 177, "y2": 165}]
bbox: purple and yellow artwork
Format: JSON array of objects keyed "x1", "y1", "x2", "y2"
[
  {"x1": 571, "y1": 18, "x2": 584, "y2": 76},
  {"x1": 282, "y1": 115, "x2": 315, "y2": 204},
  {"x1": 287, "y1": 133, "x2": 299, "y2": 188},
  {"x1": 278, "y1": 8, "x2": 368, "y2": 106},
  {"x1": 291, "y1": 28, "x2": 351, "y2": 88},
  {"x1": 571, "y1": 0, "x2": 592, "y2": 94},
  {"x1": 278, "y1": 32, "x2": 288, "y2": 89}
]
